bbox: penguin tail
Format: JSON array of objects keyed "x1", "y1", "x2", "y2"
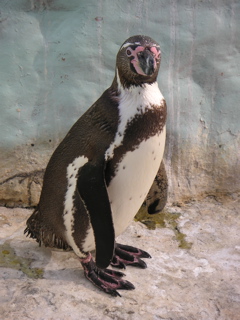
[
  {"x1": 24, "y1": 207, "x2": 71, "y2": 251},
  {"x1": 24, "y1": 206, "x2": 42, "y2": 244}
]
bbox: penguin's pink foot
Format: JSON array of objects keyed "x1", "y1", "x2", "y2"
[
  {"x1": 111, "y1": 243, "x2": 151, "y2": 269},
  {"x1": 80, "y1": 254, "x2": 135, "y2": 297}
]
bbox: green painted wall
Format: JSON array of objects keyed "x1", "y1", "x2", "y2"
[{"x1": 0, "y1": 0, "x2": 239, "y2": 206}]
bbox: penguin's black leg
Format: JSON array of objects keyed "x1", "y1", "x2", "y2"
[
  {"x1": 80, "y1": 254, "x2": 135, "y2": 297},
  {"x1": 111, "y1": 243, "x2": 151, "y2": 269}
]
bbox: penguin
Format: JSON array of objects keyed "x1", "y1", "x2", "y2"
[{"x1": 25, "y1": 35, "x2": 168, "y2": 297}]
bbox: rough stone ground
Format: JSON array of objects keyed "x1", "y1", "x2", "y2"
[{"x1": 0, "y1": 195, "x2": 239, "y2": 320}]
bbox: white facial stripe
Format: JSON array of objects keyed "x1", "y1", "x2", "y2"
[
  {"x1": 121, "y1": 41, "x2": 141, "y2": 49},
  {"x1": 152, "y1": 44, "x2": 160, "y2": 48},
  {"x1": 105, "y1": 70, "x2": 164, "y2": 160},
  {"x1": 63, "y1": 155, "x2": 88, "y2": 257},
  {"x1": 121, "y1": 42, "x2": 160, "y2": 50}
]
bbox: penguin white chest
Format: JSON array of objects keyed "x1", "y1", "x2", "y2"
[{"x1": 107, "y1": 126, "x2": 166, "y2": 237}]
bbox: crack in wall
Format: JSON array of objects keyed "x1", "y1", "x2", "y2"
[{"x1": 0, "y1": 170, "x2": 44, "y2": 207}]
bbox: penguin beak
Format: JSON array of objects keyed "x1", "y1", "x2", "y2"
[{"x1": 138, "y1": 49, "x2": 156, "y2": 76}]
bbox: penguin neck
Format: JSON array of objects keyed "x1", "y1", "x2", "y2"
[
  {"x1": 112, "y1": 66, "x2": 158, "y2": 90},
  {"x1": 110, "y1": 69, "x2": 160, "y2": 98},
  {"x1": 110, "y1": 69, "x2": 163, "y2": 107}
]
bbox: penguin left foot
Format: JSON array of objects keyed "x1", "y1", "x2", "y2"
[
  {"x1": 80, "y1": 254, "x2": 135, "y2": 297},
  {"x1": 111, "y1": 243, "x2": 151, "y2": 269}
]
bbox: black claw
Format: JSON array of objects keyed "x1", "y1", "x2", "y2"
[
  {"x1": 108, "y1": 289, "x2": 122, "y2": 297},
  {"x1": 80, "y1": 254, "x2": 135, "y2": 297},
  {"x1": 128, "y1": 259, "x2": 147, "y2": 269},
  {"x1": 120, "y1": 280, "x2": 135, "y2": 291}
]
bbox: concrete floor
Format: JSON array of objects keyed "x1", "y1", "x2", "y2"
[{"x1": 0, "y1": 195, "x2": 240, "y2": 320}]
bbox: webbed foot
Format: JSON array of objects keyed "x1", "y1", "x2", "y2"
[
  {"x1": 80, "y1": 254, "x2": 134, "y2": 297},
  {"x1": 111, "y1": 243, "x2": 151, "y2": 269}
]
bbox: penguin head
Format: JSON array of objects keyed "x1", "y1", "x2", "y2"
[{"x1": 116, "y1": 35, "x2": 161, "y2": 88}]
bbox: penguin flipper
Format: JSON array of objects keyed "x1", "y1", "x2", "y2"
[
  {"x1": 77, "y1": 161, "x2": 115, "y2": 269},
  {"x1": 146, "y1": 160, "x2": 168, "y2": 214}
]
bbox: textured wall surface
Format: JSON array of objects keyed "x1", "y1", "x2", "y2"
[{"x1": 0, "y1": 0, "x2": 239, "y2": 206}]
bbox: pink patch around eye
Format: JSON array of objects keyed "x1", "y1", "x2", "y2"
[
  {"x1": 150, "y1": 47, "x2": 161, "y2": 58},
  {"x1": 126, "y1": 46, "x2": 145, "y2": 58},
  {"x1": 126, "y1": 49, "x2": 132, "y2": 56},
  {"x1": 133, "y1": 46, "x2": 145, "y2": 54}
]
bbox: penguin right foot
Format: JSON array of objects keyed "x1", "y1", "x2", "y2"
[
  {"x1": 111, "y1": 243, "x2": 151, "y2": 269},
  {"x1": 79, "y1": 254, "x2": 135, "y2": 297}
]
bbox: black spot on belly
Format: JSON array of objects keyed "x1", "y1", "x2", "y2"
[{"x1": 123, "y1": 166, "x2": 126, "y2": 169}]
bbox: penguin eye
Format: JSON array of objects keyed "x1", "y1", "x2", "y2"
[{"x1": 126, "y1": 49, "x2": 132, "y2": 57}]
